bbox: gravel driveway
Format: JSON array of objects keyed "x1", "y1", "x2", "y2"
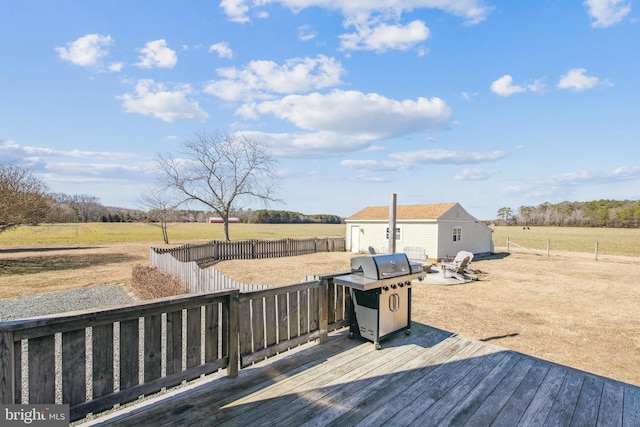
[{"x1": 0, "y1": 284, "x2": 135, "y2": 321}]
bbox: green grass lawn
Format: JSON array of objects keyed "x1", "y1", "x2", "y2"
[
  {"x1": 491, "y1": 225, "x2": 640, "y2": 257},
  {"x1": 0, "y1": 222, "x2": 347, "y2": 246},
  {"x1": 2, "y1": 223, "x2": 640, "y2": 257}
]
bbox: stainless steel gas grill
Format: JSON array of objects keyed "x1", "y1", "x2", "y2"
[{"x1": 334, "y1": 253, "x2": 424, "y2": 349}]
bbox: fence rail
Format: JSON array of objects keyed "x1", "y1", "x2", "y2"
[
  {"x1": 150, "y1": 237, "x2": 346, "y2": 293},
  {"x1": 151, "y1": 237, "x2": 346, "y2": 263},
  {"x1": 505, "y1": 237, "x2": 604, "y2": 259},
  {"x1": 0, "y1": 277, "x2": 349, "y2": 422},
  {"x1": 150, "y1": 251, "x2": 271, "y2": 293}
]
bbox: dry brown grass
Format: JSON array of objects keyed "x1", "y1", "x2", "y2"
[
  {"x1": 412, "y1": 252, "x2": 640, "y2": 386},
  {"x1": 1, "y1": 243, "x2": 638, "y2": 387},
  {"x1": 0, "y1": 244, "x2": 150, "y2": 298},
  {"x1": 130, "y1": 265, "x2": 190, "y2": 300},
  {"x1": 217, "y1": 250, "x2": 640, "y2": 386}
]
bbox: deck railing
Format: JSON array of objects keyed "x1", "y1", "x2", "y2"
[{"x1": 0, "y1": 276, "x2": 349, "y2": 422}]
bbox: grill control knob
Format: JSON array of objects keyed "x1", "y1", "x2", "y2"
[
  {"x1": 398, "y1": 283, "x2": 404, "y2": 287},
  {"x1": 391, "y1": 284, "x2": 397, "y2": 289},
  {"x1": 405, "y1": 281, "x2": 411, "y2": 286},
  {"x1": 383, "y1": 286, "x2": 389, "y2": 291}
]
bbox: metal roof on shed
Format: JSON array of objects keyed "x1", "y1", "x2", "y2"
[{"x1": 345, "y1": 202, "x2": 458, "y2": 221}]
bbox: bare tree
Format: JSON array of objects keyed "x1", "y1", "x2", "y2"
[
  {"x1": 0, "y1": 163, "x2": 50, "y2": 233},
  {"x1": 71, "y1": 194, "x2": 103, "y2": 222},
  {"x1": 140, "y1": 188, "x2": 180, "y2": 244},
  {"x1": 155, "y1": 132, "x2": 280, "y2": 240}
]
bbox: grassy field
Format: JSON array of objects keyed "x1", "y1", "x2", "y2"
[
  {"x1": 491, "y1": 225, "x2": 640, "y2": 257},
  {"x1": 0, "y1": 222, "x2": 346, "y2": 246},
  {"x1": 2, "y1": 223, "x2": 640, "y2": 257}
]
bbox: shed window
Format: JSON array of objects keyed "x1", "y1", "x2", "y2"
[
  {"x1": 386, "y1": 227, "x2": 401, "y2": 241},
  {"x1": 452, "y1": 227, "x2": 462, "y2": 242}
]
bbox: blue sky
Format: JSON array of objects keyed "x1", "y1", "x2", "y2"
[{"x1": 1, "y1": 1, "x2": 638, "y2": 220}]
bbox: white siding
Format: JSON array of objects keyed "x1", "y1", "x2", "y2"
[
  {"x1": 346, "y1": 222, "x2": 391, "y2": 254},
  {"x1": 437, "y1": 221, "x2": 493, "y2": 259},
  {"x1": 398, "y1": 222, "x2": 438, "y2": 260},
  {"x1": 345, "y1": 203, "x2": 493, "y2": 260}
]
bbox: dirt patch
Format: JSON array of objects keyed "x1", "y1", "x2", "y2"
[
  {"x1": 1, "y1": 244, "x2": 638, "y2": 386},
  {"x1": 214, "y1": 251, "x2": 353, "y2": 285}
]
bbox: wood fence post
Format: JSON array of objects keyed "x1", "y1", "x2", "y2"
[
  {"x1": 0, "y1": 331, "x2": 15, "y2": 404},
  {"x1": 507, "y1": 237, "x2": 510, "y2": 253},
  {"x1": 318, "y1": 281, "x2": 329, "y2": 344},
  {"x1": 595, "y1": 241, "x2": 599, "y2": 260},
  {"x1": 227, "y1": 292, "x2": 239, "y2": 377},
  {"x1": 547, "y1": 239, "x2": 550, "y2": 257}
]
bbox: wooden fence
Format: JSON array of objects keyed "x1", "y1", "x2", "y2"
[
  {"x1": 506, "y1": 237, "x2": 604, "y2": 259},
  {"x1": 151, "y1": 237, "x2": 346, "y2": 263},
  {"x1": 150, "y1": 237, "x2": 346, "y2": 293},
  {"x1": 0, "y1": 277, "x2": 350, "y2": 422},
  {"x1": 150, "y1": 251, "x2": 272, "y2": 293}
]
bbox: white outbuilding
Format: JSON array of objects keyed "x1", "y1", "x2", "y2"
[{"x1": 345, "y1": 202, "x2": 493, "y2": 261}]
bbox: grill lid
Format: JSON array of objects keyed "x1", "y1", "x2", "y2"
[
  {"x1": 334, "y1": 253, "x2": 425, "y2": 291},
  {"x1": 351, "y1": 253, "x2": 412, "y2": 280}
]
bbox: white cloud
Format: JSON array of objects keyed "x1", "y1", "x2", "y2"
[
  {"x1": 584, "y1": 0, "x2": 631, "y2": 28},
  {"x1": 220, "y1": 0, "x2": 251, "y2": 23},
  {"x1": 54, "y1": 34, "x2": 115, "y2": 69},
  {"x1": 557, "y1": 68, "x2": 609, "y2": 91},
  {"x1": 390, "y1": 148, "x2": 505, "y2": 164},
  {"x1": 339, "y1": 20, "x2": 430, "y2": 52},
  {"x1": 341, "y1": 159, "x2": 405, "y2": 171},
  {"x1": 298, "y1": 25, "x2": 317, "y2": 41},
  {"x1": 219, "y1": 1, "x2": 489, "y2": 53},
  {"x1": 237, "y1": 130, "x2": 372, "y2": 157},
  {"x1": 219, "y1": 1, "x2": 490, "y2": 26},
  {"x1": 461, "y1": 91, "x2": 473, "y2": 100},
  {"x1": 543, "y1": 166, "x2": 640, "y2": 185},
  {"x1": 135, "y1": 40, "x2": 177, "y2": 69},
  {"x1": 454, "y1": 168, "x2": 499, "y2": 181},
  {"x1": 342, "y1": 148, "x2": 506, "y2": 172},
  {"x1": 209, "y1": 42, "x2": 233, "y2": 58},
  {"x1": 44, "y1": 162, "x2": 148, "y2": 178},
  {"x1": 1, "y1": 139, "x2": 136, "y2": 160},
  {"x1": 117, "y1": 79, "x2": 209, "y2": 122},
  {"x1": 108, "y1": 62, "x2": 124, "y2": 72},
  {"x1": 612, "y1": 166, "x2": 640, "y2": 178},
  {"x1": 241, "y1": 90, "x2": 451, "y2": 139},
  {"x1": 491, "y1": 75, "x2": 547, "y2": 96},
  {"x1": 501, "y1": 165, "x2": 640, "y2": 206},
  {"x1": 491, "y1": 75, "x2": 526, "y2": 97},
  {"x1": 527, "y1": 78, "x2": 547, "y2": 94},
  {"x1": 0, "y1": 139, "x2": 149, "y2": 186},
  {"x1": 204, "y1": 55, "x2": 345, "y2": 101}
]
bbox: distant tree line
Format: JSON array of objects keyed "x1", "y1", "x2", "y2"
[
  {"x1": 46, "y1": 193, "x2": 145, "y2": 223},
  {"x1": 496, "y1": 200, "x2": 640, "y2": 227},
  {"x1": 1, "y1": 163, "x2": 344, "y2": 234},
  {"x1": 250, "y1": 210, "x2": 342, "y2": 224}
]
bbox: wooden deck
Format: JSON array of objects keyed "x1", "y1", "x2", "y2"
[{"x1": 86, "y1": 323, "x2": 640, "y2": 426}]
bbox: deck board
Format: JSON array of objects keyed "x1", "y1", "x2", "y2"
[
  {"x1": 488, "y1": 361, "x2": 551, "y2": 426},
  {"x1": 85, "y1": 323, "x2": 640, "y2": 427}
]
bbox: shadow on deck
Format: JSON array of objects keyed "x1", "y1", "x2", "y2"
[{"x1": 85, "y1": 322, "x2": 640, "y2": 427}]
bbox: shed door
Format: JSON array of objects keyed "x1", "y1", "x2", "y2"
[{"x1": 350, "y1": 226, "x2": 360, "y2": 253}]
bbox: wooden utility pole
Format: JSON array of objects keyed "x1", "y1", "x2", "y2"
[{"x1": 388, "y1": 193, "x2": 397, "y2": 253}]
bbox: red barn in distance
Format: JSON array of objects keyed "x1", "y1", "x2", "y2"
[{"x1": 208, "y1": 217, "x2": 239, "y2": 224}]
